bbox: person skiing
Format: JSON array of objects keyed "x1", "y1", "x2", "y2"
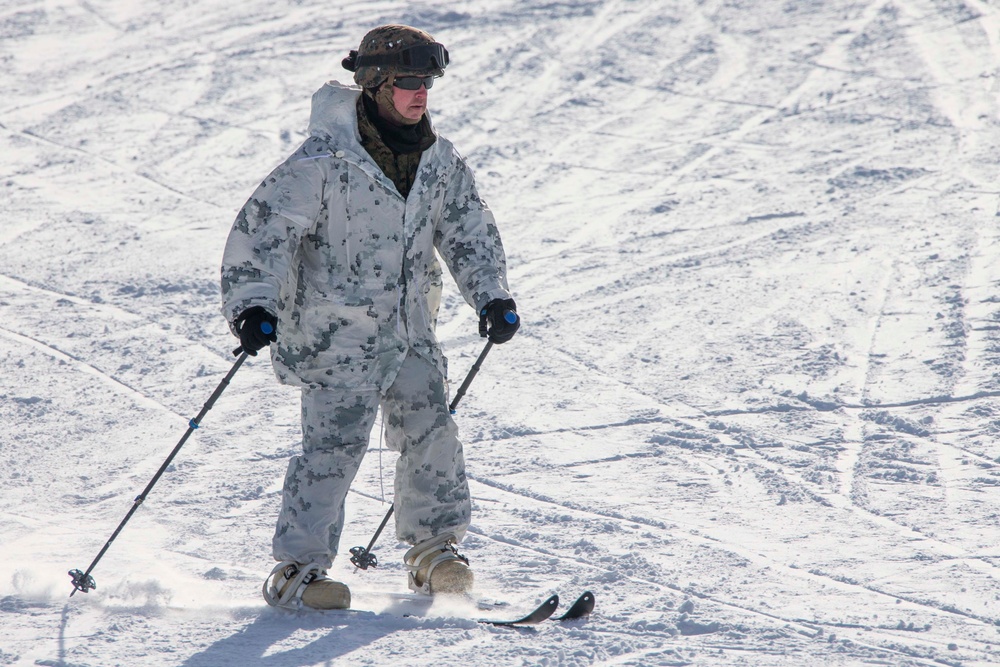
[{"x1": 220, "y1": 24, "x2": 519, "y2": 610}]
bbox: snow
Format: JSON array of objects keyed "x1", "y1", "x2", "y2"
[{"x1": 2, "y1": 0, "x2": 1000, "y2": 664}]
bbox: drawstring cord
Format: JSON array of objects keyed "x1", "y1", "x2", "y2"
[
  {"x1": 378, "y1": 407, "x2": 386, "y2": 502},
  {"x1": 396, "y1": 285, "x2": 403, "y2": 337}
]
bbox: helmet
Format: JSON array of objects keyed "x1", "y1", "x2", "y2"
[{"x1": 342, "y1": 25, "x2": 449, "y2": 90}]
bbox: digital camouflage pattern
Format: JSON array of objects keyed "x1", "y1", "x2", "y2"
[
  {"x1": 221, "y1": 81, "x2": 511, "y2": 392},
  {"x1": 273, "y1": 350, "x2": 470, "y2": 567},
  {"x1": 221, "y1": 81, "x2": 509, "y2": 565}
]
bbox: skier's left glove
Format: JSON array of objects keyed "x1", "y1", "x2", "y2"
[{"x1": 479, "y1": 298, "x2": 519, "y2": 344}]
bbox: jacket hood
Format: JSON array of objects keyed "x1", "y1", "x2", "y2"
[
  {"x1": 307, "y1": 80, "x2": 435, "y2": 146},
  {"x1": 308, "y1": 81, "x2": 362, "y2": 144}
]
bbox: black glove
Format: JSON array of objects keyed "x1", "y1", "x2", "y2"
[
  {"x1": 479, "y1": 298, "x2": 519, "y2": 344},
  {"x1": 235, "y1": 306, "x2": 277, "y2": 356}
]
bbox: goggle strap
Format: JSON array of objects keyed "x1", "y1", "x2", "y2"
[{"x1": 354, "y1": 53, "x2": 399, "y2": 68}]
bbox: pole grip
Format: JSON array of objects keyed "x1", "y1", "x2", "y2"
[
  {"x1": 232, "y1": 320, "x2": 275, "y2": 357},
  {"x1": 480, "y1": 308, "x2": 518, "y2": 340}
]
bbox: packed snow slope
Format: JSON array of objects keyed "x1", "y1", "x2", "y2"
[{"x1": 2, "y1": 0, "x2": 1000, "y2": 665}]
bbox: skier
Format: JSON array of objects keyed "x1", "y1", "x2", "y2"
[{"x1": 220, "y1": 24, "x2": 519, "y2": 610}]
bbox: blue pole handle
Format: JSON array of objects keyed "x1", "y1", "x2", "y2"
[
  {"x1": 504, "y1": 311, "x2": 518, "y2": 324},
  {"x1": 232, "y1": 319, "x2": 276, "y2": 357}
]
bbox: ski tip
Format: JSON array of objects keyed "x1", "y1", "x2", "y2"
[
  {"x1": 557, "y1": 591, "x2": 596, "y2": 621},
  {"x1": 480, "y1": 593, "x2": 560, "y2": 627}
]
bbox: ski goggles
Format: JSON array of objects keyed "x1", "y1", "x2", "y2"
[
  {"x1": 355, "y1": 42, "x2": 449, "y2": 73},
  {"x1": 393, "y1": 75, "x2": 434, "y2": 90}
]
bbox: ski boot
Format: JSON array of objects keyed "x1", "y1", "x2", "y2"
[
  {"x1": 404, "y1": 533, "x2": 473, "y2": 596},
  {"x1": 262, "y1": 561, "x2": 351, "y2": 610}
]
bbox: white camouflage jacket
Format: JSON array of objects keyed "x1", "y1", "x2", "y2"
[{"x1": 221, "y1": 81, "x2": 512, "y2": 390}]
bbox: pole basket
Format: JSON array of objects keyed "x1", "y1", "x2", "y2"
[
  {"x1": 68, "y1": 569, "x2": 96, "y2": 595},
  {"x1": 349, "y1": 546, "x2": 379, "y2": 570}
]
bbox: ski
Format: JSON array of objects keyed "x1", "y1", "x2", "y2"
[
  {"x1": 478, "y1": 593, "x2": 559, "y2": 626},
  {"x1": 477, "y1": 591, "x2": 596, "y2": 626},
  {"x1": 285, "y1": 590, "x2": 593, "y2": 626},
  {"x1": 557, "y1": 590, "x2": 595, "y2": 621}
]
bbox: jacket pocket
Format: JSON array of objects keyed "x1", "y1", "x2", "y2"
[{"x1": 294, "y1": 288, "x2": 383, "y2": 360}]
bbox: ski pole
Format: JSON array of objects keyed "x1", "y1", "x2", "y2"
[
  {"x1": 445, "y1": 308, "x2": 515, "y2": 413},
  {"x1": 68, "y1": 348, "x2": 252, "y2": 596},
  {"x1": 350, "y1": 331, "x2": 508, "y2": 570},
  {"x1": 448, "y1": 340, "x2": 493, "y2": 416}
]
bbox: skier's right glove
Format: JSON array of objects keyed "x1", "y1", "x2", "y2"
[
  {"x1": 234, "y1": 306, "x2": 277, "y2": 356},
  {"x1": 479, "y1": 298, "x2": 520, "y2": 344}
]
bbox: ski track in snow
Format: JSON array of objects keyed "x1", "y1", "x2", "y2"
[{"x1": 3, "y1": 0, "x2": 1000, "y2": 665}]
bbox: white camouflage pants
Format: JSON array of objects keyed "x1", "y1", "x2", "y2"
[{"x1": 272, "y1": 350, "x2": 471, "y2": 569}]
